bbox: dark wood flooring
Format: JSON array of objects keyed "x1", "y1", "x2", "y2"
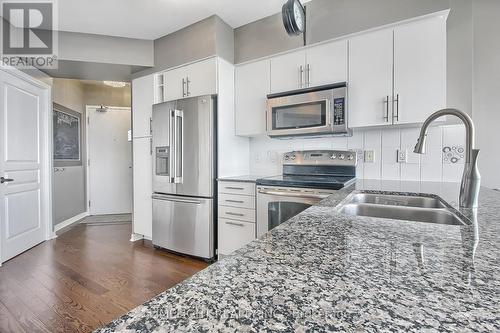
[{"x1": 0, "y1": 223, "x2": 209, "y2": 332}]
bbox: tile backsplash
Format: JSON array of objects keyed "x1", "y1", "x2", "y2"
[{"x1": 249, "y1": 125, "x2": 466, "y2": 183}]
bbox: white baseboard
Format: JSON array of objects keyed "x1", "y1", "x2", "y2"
[
  {"x1": 130, "y1": 233, "x2": 152, "y2": 242},
  {"x1": 54, "y1": 212, "x2": 89, "y2": 233}
]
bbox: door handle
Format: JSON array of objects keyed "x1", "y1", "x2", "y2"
[
  {"x1": 1, "y1": 177, "x2": 14, "y2": 184},
  {"x1": 299, "y1": 65, "x2": 304, "y2": 87},
  {"x1": 186, "y1": 77, "x2": 190, "y2": 96},
  {"x1": 182, "y1": 78, "x2": 186, "y2": 97},
  {"x1": 306, "y1": 64, "x2": 311, "y2": 87},
  {"x1": 225, "y1": 221, "x2": 245, "y2": 227},
  {"x1": 257, "y1": 189, "x2": 329, "y2": 200},
  {"x1": 225, "y1": 212, "x2": 245, "y2": 217}
]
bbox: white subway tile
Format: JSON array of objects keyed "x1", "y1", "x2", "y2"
[
  {"x1": 381, "y1": 163, "x2": 400, "y2": 180},
  {"x1": 382, "y1": 128, "x2": 400, "y2": 148},
  {"x1": 364, "y1": 129, "x2": 382, "y2": 148},
  {"x1": 401, "y1": 163, "x2": 421, "y2": 181},
  {"x1": 348, "y1": 130, "x2": 364, "y2": 149},
  {"x1": 442, "y1": 163, "x2": 464, "y2": 182}
]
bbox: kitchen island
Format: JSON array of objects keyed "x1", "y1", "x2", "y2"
[{"x1": 96, "y1": 181, "x2": 500, "y2": 332}]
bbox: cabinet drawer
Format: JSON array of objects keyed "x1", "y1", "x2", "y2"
[
  {"x1": 218, "y1": 182, "x2": 255, "y2": 196},
  {"x1": 218, "y1": 206, "x2": 255, "y2": 223},
  {"x1": 218, "y1": 218, "x2": 256, "y2": 256},
  {"x1": 218, "y1": 193, "x2": 255, "y2": 209}
]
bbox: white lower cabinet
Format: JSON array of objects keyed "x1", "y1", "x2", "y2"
[
  {"x1": 132, "y1": 137, "x2": 153, "y2": 238},
  {"x1": 217, "y1": 181, "x2": 256, "y2": 257},
  {"x1": 218, "y1": 218, "x2": 255, "y2": 255}
]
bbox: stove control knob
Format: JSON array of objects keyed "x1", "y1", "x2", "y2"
[
  {"x1": 291, "y1": 155, "x2": 296, "y2": 160},
  {"x1": 347, "y1": 154, "x2": 354, "y2": 161},
  {"x1": 330, "y1": 154, "x2": 337, "y2": 160},
  {"x1": 284, "y1": 155, "x2": 290, "y2": 161},
  {"x1": 339, "y1": 154, "x2": 345, "y2": 160}
]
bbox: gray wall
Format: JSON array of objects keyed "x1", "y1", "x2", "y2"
[
  {"x1": 132, "y1": 15, "x2": 235, "y2": 79},
  {"x1": 473, "y1": 0, "x2": 500, "y2": 190}
]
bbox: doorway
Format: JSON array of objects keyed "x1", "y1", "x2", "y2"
[{"x1": 86, "y1": 106, "x2": 132, "y2": 217}]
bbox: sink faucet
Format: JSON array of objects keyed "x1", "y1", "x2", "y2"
[{"x1": 414, "y1": 108, "x2": 480, "y2": 208}]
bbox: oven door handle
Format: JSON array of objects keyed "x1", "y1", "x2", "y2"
[{"x1": 257, "y1": 189, "x2": 330, "y2": 200}]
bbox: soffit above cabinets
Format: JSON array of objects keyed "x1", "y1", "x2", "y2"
[{"x1": 58, "y1": 0, "x2": 313, "y2": 40}]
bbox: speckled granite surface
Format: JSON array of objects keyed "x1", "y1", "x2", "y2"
[{"x1": 96, "y1": 181, "x2": 500, "y2": 332}]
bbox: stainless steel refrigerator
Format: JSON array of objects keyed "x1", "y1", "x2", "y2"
[{"x1": 151, "y1": 95, "x2": 216, "y2": 261}]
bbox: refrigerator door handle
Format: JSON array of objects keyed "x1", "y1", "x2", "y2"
[
  {"x1": 152, "y1": 194, "x2": 202, "y2": 204},
  {"x1": 172, "y1": 109, "x2": 184, "y2": 184},
  {"x1": 168, "y1": 110, "x2": 175, "y2": 183}
]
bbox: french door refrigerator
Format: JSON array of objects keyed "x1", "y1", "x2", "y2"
[{"x1": 152, "y1": 95, "x2": 216, "y2": 261}]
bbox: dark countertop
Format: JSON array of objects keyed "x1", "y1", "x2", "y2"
[
  {"x1": 96, "y1": 180, "x2": 500, "y2": 332},
  {"x1": 217, "y1": 175, "x2": 275, "y2": 183}
]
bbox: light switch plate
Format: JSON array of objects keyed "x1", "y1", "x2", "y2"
[{"x1": 364, "y1": 150, "x2": 375, "y2": 163}]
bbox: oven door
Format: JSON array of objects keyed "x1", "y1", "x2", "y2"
[{"x1": 256, "y1": 186, "x2": 332, "y2": 237}]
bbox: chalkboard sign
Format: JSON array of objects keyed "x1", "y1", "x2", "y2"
[{"x1": 53, "y1": 107, "x2": 81, "y2": 162}]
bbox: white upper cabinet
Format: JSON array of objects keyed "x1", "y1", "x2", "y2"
[
  {"x1": 270, "y1": 49, "x2": 306, "y2": 93},
  {"x1": 184, "y1": 57, "x2": 217, "y2": 98},
  {"x1": 306, "y1": 39, "x2": 348, "y2": 87},
  {"x1": 393, "y1": 16, "x2": 447, "y2": 124},
  {"x1": 349, "y1": 15, "x2": 447, "y2": 128},
  {"x1": 159, "y1": 57, "x2": 218, "y2": 103},
  {"x1": 163, "y1": 67, "x2": 185, "y2": 103},
  {"x1": 235, "y1": 59, "x2": 271, "y2": 136},
  {"x1": 349, "y1": 28, "x2": 394, "y2": 128},
  {"x1": 132, "y1": 74, "x2": 155, "y2": 138}
]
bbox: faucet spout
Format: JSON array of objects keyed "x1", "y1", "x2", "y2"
[{"x1": 414, "y1": 109, "x2": 480, "y2": 208}]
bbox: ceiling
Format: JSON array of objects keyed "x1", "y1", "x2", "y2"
[{"x1": 58, "y1": 0, "x2": 312, "y2": 40}]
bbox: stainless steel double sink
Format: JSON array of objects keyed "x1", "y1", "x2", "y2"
[{"x1": 337, "y1": 192, "x2": 468, "y2": 226}]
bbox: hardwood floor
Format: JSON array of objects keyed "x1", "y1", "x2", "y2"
[{"x1": 0, "y1": 223, "x2": 209, "y2": 333}]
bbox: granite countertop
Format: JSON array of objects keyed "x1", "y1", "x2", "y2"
[
  {"x1": 217, "y1": 175, "x2": 274, "y2": 183},
  {"x1": 96, "y1": 180, "x2": 500, "y2": 332}
]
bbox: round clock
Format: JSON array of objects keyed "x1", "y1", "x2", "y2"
[{"x1": 282, "y1": 0, "x2": 306, "y2": 36}]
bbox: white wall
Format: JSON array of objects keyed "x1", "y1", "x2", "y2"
[{"x1": 249, "y1": 125, "x2": 466, "y2": 183}]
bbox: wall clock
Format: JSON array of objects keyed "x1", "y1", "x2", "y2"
[{"x1": 282, "y1": 0, "x2": 306, "y2": 36}]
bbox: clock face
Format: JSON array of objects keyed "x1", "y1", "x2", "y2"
[{"x1": 293, "y1": 1, "x2": 305, "y2": 32}]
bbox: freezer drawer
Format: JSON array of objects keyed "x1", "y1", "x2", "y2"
[{"x1": 152, "y1": 194, "x2": 214, "y2": 260}]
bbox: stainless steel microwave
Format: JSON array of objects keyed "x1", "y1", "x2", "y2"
[{"x1": 266, "y1": 83, "x2": 350, "y2": 138}]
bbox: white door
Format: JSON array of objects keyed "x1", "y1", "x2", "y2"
[
  {"x1": 132, "y1": 74, "x2": 154, "y2": 138},
  {"x1": 393, "y1": 16, "x2": 447, "y2": 124},
  {"x1": 235, "y1": 59, "x2": 270, "y2": 136},
  {"x1": 88, "y1": 107, "x2": 132, "y2": 215},
  {"x1": 0, "y1": 70, "x2": 49, "y2": 263},
  {"x1": 270, "y1": 49, "x2": 306, "y2": 93},
  {"x1": 349, "y1": 28, "x2": 394, "y2": 128},
  {"x1": 132, "y1": 137, "x2": 152, "y2": 238},
  {"x1": 306, "y1": 39, "x2": 348, "y2": 88},
  {"x1": 185, "y1": 58, "x2": 217, "y2": 98}
]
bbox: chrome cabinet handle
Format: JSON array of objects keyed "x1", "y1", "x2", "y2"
[
  {"x1": 225, "y1": 199, "x2": 244, "y2": 204},
  {"x1": 225, "y1": 221, "x2": 245, "y2": 227},
  {"x1": 1, "y1": 177, "x2": 14, "y2": 184},
  {"x1": 393, "y1": 94, "x2": 400, "y2": 122},
  {"x1": 226, "y1": 212, "x2": 245, "y2": 217},
  {"x1": 182, "y1": 78, "x2": 186, "y2": 97},
  {"x1": 383, "y1": 96, "x2": 390, "y2": 122},
  {"x1": 225, "y1": 186, "x2": 245, "y2": 191},
  {"x1": 149, "y1": 138, "x2": 153, "y2": 155},
  {"x1": 149, "y1": 117, "x2": 153, "y2": 135},
  {"x1": 306, "y1": 64, "x2": 311, "y2": 86},
  {"x1": 186, "y1": 77, "x2": 190, "y2": 96}
]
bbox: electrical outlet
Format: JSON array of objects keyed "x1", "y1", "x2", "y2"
[
  {"x1": 364, "y1": 150, "x2": 375, "y2": 163},
  {"x1": 397, "y1": 149, "x2": 408, "y2": 163}
]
